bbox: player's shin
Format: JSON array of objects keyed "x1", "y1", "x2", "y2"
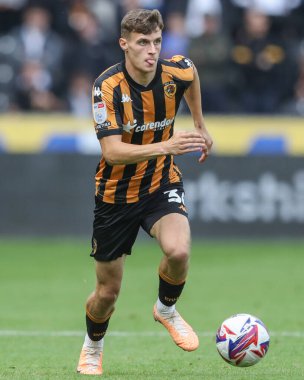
[
  {"x1": 157, "y1": 271, "x2": 185, "y2": 311},
  {"x1": 86, "y1": 307, "x2": 113, "y2": 341}
]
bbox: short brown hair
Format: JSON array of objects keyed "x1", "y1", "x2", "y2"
[{"x1": 121, "y1": 9, "x2": 164, "y2": 38}]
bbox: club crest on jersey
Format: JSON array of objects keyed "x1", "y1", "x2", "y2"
[
  {"x1": 164, "y1": 82, "x2": 176, "y2": 98},
  {"x1": 93, "y1": 101, "x2": 107, "y2": 124}
]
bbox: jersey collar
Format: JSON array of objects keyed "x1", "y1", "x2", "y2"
[{"x1": 122, "y1": 60, "x2": 162, "y2": 91}]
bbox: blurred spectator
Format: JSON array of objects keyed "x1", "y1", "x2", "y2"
[
  {"x1": 281, "y1": 1, "x2": 304, "y2": 40},
  {"x1": 188, "y1": 14, "x2": 234, "y2": 113},
  {"x1": 163, "y1": 0, "x2": 188, "y2": 15},
  {"x1": 230, "y1": 0, "x2": 302, "y2": 16},
  {"x1": 161, "y1": 12, "x2": 189, "y2": 59},
  {"x1": 0, "y1": 0, "x2": 304, "y2": 114},
  {"x1": 220, "y1": 0, "x2": 245, "y2": 39},
  {"x1": 294, "y1": 42, "x2": 304, "y2": 115},
  {"x1": 0, "y1": 34, "x2": 18, "y2": 110},
  {"x1": 66, "y1": 6, "x2": 121, "y2": 79},
  {"x1": 116, "y1": 0, "x2": 164, "y2": 29},
  {"x1": 1, "y1": 5, "x2": 64, "y2": 111},
  {"x1": 120, "y1": 0, "x2": 140, "y2": 11},
  {"x1": 231, "y1": 9, "x2": 293, "y2": 113},
  {"x1": 85, "y1": 0, "x2": 119, "y2": 39},
  {"x1": 11, "y1": 6, "x2": 64, "y2": 77},
  {"x1": 13, "y1": 60, "x2": 64, "y2": 111},
  {"x1": 117, "y1": 0, "x2": 140, "y2": 22},
  {"x1": 230, "y1": 0, "x2": 304, "y2": 43},
  {"x1": 0, "y1": 0, "x2": 26, "y2": 7},
  {"x1": 66, "y1": 71, "x2": 92, "y2": 117},
  {"x1": 284, "y1": 40, "x2": 304, "y2": 115},
  {"x1": 118, "y1": 0, "x2": 188, "y2": 21},
  {"x1": 0, "y1": 0, "x2": 25, "y2": 33},
  {"x1": 185, "y1": 0, "x2": 222, "y2": 38},
  {"x1": 139, "y1": 0, "x2": 164, "y2": 10}
]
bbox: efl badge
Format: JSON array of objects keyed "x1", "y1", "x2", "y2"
[
  {"x1": 164, "y1": 82, "x2": 177, "y2": 98},
  {"x1": 93, "y1": 101, "x2": 107, "y2": 124}
]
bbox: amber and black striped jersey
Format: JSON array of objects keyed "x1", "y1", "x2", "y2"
[{"x1": 92, "y1": 55, "x2": 194, "y2": 204}]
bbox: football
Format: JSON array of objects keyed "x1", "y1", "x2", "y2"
[{"x1": 216, "y1": 313, "x2": 270, "y2": 367}]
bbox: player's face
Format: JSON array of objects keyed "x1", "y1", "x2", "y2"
[{"x1": 120, "y1": 29, "x2": 162, "y2": 74}]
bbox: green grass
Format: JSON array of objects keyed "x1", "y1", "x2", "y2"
[{"x1": 0, "y1": 239, "x2": 303, "y2": 379}]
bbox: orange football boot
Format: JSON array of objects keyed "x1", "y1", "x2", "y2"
[
  {"x1": 77, "y1": 341, "x2": 103, "y2": 375},
  {"x1": 153, "y1": 305, "x2": 199, "y2": 351}
]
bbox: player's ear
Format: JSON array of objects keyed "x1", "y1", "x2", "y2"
[{"x1": 119, "y1": 38, "x2": 128, "y2": 52}]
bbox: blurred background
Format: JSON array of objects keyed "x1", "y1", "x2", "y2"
[
  {"x1": 1, "y1": 4, "x2": 303, "y2": 377},
  {"x1": 0, "y1": 0, "x2": 304, "y2": 238}
]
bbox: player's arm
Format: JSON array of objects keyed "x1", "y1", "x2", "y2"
[
  {"x1": 94, "y1": 74, "x2": 206, "y2": 166},
  {"x1": 100, "y1": 131, "x2": 206, "y2": 165},
  {"x1": 184, "y1": 65, "x2": 213, "y2": 163}
]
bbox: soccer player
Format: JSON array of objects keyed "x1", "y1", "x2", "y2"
[{"x1": 77, "y1": 8, "x2": 213, "y2": 375}]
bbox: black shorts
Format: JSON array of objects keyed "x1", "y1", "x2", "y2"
[{"x1": 91, "y1": 182, "x2": 188, "y2": 261}]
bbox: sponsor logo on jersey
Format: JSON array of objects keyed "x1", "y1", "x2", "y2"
[
  {"x1": 95, "y1": 121, "x2": 111, "y2": 131},
  {"x1": 121, "y1": 93, "x2": 132, "y2": 103},
  {"x1": 123, "y1": 120, "x2": 137, "y2": 133},
  {"x1": 94, "y1": 87, "x2": 103, "y2": 97},
  {"x1": 164, "y1": 82, "x2": 177, "y2": 98},
  {"x1": 123, "y1": 117, "x2": 174, "y2": 133},
  {"x1": 184, "y1": 58, "x2": 194, "y2": 67}
]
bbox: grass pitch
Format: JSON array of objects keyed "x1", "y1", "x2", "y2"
[{"x1": 0, "y1": 238, "x2": 303, "y2": 379}]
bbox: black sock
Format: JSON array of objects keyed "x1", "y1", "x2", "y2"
[
  {"x1": 158, "y1": 275, "x2": 185, "y2": 307},
  {"x1": 86, "y1": 312, "x2": 110, "y2": 341}
]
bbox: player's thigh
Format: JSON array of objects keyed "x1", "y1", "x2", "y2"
[{"x1": 150, "y1": 213, "x2": 191, "y2": 258}]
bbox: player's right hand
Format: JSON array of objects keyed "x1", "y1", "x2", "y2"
[{"x1": 164, "y1": 131, "x2": 207, "y2": 156}]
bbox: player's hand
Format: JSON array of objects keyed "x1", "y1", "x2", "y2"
[
  {"x1": 165, "y1": 130, "x2": 207, "y2": 156},
  {"x1": 197, "y1": 127, "x2": 213, "y2": 163}
]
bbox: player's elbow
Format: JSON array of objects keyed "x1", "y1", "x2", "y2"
[
  {"x1": 102, "y1": 148, "x2": 124, "y2": 166},
  {"x1": 103, "y1": 151, "x2": 118, "y2": 166},
  {"x1": 100, "y1": 138, "x2": 126, "y2": 165}
]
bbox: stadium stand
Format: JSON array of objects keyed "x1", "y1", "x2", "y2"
[{"x1": 0, "y1": 0, "x2": 304, "y2": 115}]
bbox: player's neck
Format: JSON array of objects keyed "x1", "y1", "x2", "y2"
[{"x1": 125, "y1": 60, "x2": 156, "y2": 87}]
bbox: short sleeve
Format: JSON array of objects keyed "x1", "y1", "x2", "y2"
[
  {"x1": 163, "y1": 56, "x2": 195, "y2": 89},
  {"x1": 92, "y1": 79, "x2": 123, "y2": 140},
  {"x1": 170, "y1": 55, "x2": 195, "y2": 72}
]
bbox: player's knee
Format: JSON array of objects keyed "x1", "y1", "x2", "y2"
[
  {"x1": 96, "y1": 285, "x2": 120, "y2": 307},
  {"x1": 165, "y1": 244, "x2": 190, "y2": 265}
]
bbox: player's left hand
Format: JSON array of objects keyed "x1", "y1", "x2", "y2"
[{"x1": 197, "y1": 127, "x2": 213, "y2": 163}]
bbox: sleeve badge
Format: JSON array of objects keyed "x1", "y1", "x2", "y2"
[{"x1": 93, "y1": 101, "x2": 107, "y2": 124}]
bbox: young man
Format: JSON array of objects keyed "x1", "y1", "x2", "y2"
[{"x1": 77, "y1": 8, "x2": 213, "y2": 375}]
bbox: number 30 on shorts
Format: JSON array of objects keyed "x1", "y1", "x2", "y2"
[{"x1": 163, "y1": 189, "x2": 185, "y2": 205}]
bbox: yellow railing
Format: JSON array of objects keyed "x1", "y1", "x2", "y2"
[{"x1": 0, "y1": 113, "x2": 303, "y2": 154}]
